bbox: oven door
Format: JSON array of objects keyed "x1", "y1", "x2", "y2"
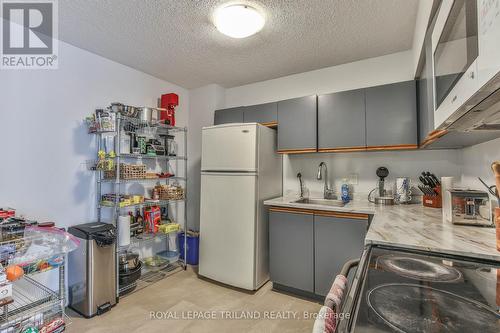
[
  {"x1": 336, "y1": 247, "x2": 371, "y2": 333},
  {"x1": 433, "y1": 0, "x2": 480, "y2": 128}
]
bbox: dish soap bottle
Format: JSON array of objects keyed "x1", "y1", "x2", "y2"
[{"x1": 341, "y1": 179, "x2": 351, "y2": 203}]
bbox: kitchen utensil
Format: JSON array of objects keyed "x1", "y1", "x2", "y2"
[
  {"x1": 138, "y1": 107, "x2": 159, "y2": 123},
  {"x1": 492, "y1": 162, "x2": 500, "y2": 199},
  {"x1": 118, "y1": 251, "x2": 140, "y2": 272},
  {"x1": 478, "y1": 177, "x2": 500, "y2": 207},
  {"x1": 110, "y1": 102, "x2": 124, "y2": 114},
  {"x1": 419, "y1": 176, "x2": 430, "y2": 187},
  {"x1": 428, "y1": 172, "x2": 440, "y2": 185},
  {"x1": 447, "y1": 189, "x2": 492, "y2": 226},
  {"x1": 122, "y1": 105, "x2": 138, "y2": 118}
]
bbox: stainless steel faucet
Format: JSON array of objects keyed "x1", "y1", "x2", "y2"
[
  {"x1": 317, "y1": 162, "x2": 336, "y2": 199},
  {"x1": 297, "y1": 172, "x2": 304, "y2": 198}
]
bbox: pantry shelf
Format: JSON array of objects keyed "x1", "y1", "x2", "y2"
[
  {"x1": 0, "y1": 276, "x2": 62, "y2": 327},
  {"x1": 126, "y1": 230, "x2": 179, "y2": 248},
  {"x1": 88, "y1": 105, "x2": 188, "y2": 300},
  {"x1": 99, "y1": 176, "x2": 186, "y2": 184},
  {"x1": 99, "y1": 198, "x2": 185, "y2": 210},
  {"x1": 119, "y1": 154, "x2": 187, "y2": 161},
  {"x1": 118, "y1": 261, "x2": 184, "y2": 297}
]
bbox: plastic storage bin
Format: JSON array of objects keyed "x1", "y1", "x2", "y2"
[{"x1": 178, "y1": 232, "x2": 199, "y2": 265}]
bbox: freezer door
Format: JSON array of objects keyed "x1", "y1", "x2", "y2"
[
  {"x1": 201, "y1": 124, "x2": 258, "y2": 172},
  {"x1": 199, "y1": 173, "x2": 257, "y2": 290}
]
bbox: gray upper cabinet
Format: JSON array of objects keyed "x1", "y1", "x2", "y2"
[
  {"x1": 365, "y1": 80, "x2": 418, "y2": 149},
  {"x1": 314, "y1": 214, "x2": 368, "y2": 296},
  {"x1": 277, "y1": 95, "x2": 317, "y2": 153},
  {"x1": 269, "y1": 210, "x2": 314, "y2": 293},
  {"x1": 243, "y1": 102, "x2": 277, "y2": 125},
  {"x1": 214, "y1": 107, "x2": 245, "y2": 125},
  {"x1": 318, "y1": 89, "x2": 366, "y2": 151}
]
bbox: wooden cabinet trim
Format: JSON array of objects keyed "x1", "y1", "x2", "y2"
[
  {"x1": 318, "y1": 146, "x2": 367, "y2": 153},
  {"x1": 365, "y1": 144, "x2": 418, "y2": 151},
  {"x1": 314, "y1": 210, "x2": 369, "y2": 220},
  {"x1": 261, "y1": 121, "x2": 278, "y2": 128},
  {"x1": 269, "y1": 207, "x2": 314, "y2": 215},
  {"x1": 420, "y1": 129, "x2": 448, "y2": 148},
  {"x1": 277, "y1": 148, "x2": 317, "y2": 154},
  {"x1": 269, "y1": 206, "x2": 369, "y2": 220}
]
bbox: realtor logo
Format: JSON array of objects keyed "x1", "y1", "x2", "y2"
[{"x1": 1, "y1": 0, "x2": 58, "y2": 69}]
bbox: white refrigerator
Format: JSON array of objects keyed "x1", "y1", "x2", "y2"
[{"x1": 199, "y1": 123, "x2": 282, "y2": 290}]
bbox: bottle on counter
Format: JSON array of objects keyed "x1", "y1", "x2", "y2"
[{"x1": 341, "y1": 179, "x2": 351, "y2": 203}]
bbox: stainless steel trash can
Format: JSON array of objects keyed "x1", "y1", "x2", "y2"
[{"x1": 68, "y1": 222, "x2": 117, "y2": 318}]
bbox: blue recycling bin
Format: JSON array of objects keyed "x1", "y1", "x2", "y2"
[{"x1": 179, "y1": 232, "x2": 199, "y2": 265}]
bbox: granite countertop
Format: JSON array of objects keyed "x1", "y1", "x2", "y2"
[{"x1": 264, "y1": 196, "x2": 500, "y2": 262}]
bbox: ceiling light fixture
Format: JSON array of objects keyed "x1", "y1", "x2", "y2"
[{"x1": 214, "y1": 4, "x2": 265, "y2": 38}]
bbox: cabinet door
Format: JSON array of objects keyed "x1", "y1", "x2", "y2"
[
  {"x1": 214, "y1": 107, "x2": 245, "y2": 125},
  {"x1": 244, "y1": 102, "x2": 277, "y2": 126},
  {"x1": 318, "y1": 89, "x2": 366, "y2": 152},
  {"x1": 365, "y1": 81, "x2": 418, "y2": 150},
  {"x1": 277, "y1": 96, "x2": 317, "y2": 153},
  {"x1": 314, "y1": 213, "x2": 368, "y2": 296},
  {"x1": 269, "y1": 209, "x2": 314, "y2": 292}
]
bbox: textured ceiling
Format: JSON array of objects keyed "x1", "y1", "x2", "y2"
[{"x1": 58, "y1": 0, "x2": 419, "y2": 88}]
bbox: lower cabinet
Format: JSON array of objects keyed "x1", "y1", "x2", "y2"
[
  {"x1": 314, "y1": 213, "x2": 368, "y2": 296},
  {"x1": 269, "y1": 209, "x2": 314, "y2": 292},
  {"x1": 269, "y1": 207, "x2": 368, "y2": 296}
]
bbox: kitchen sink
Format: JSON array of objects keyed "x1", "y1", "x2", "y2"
[{"x1": 293, "y1": 198, "x2": 345, "y2": 207}]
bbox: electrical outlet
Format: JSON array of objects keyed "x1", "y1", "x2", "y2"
[{"x1": 348, "y1": 174, "x2": 358, "y2": 185}]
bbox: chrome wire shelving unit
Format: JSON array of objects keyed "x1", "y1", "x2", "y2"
[
  {"x1": 0, "y1": 234, "x2": 68, "y2": 332},
  {"x1": 87, "y1": 111, "x2": 188, "y2": 300}
]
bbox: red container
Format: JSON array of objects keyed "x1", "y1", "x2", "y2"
[{"x1": 160, "y1": 93, "x2": 179, "y2": 126}]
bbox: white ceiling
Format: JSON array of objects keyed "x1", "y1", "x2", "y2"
[{"x1": 59, "y1": 0, "x2": 419, "y2": 89}]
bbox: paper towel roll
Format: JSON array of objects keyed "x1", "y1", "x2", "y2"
[
  {"x1": 118, "y1": 215, "x2": 131, "y2": 247},
  {"x1": 441, "y1": 177, "x2": 454, "y2": 223},
  {"x1": 168, "y1": 233, "x2": 177, "y2": 252}
]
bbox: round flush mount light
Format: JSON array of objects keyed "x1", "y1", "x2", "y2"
[{"x1": 214, "y1": 4, "x2": 265, "y2": 38}]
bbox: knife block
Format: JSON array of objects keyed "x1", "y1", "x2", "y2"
[{"x1": 423, "y1": 186, "x2": 442, "y2": 208}]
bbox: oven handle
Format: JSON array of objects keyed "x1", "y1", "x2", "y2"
[{"x1": 339, "y1": 259, "x2": 360, "y2": 277}]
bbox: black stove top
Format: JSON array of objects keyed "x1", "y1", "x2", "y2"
[{"x1": 348, "y1": 246, "x2": 500, "y2": 332}]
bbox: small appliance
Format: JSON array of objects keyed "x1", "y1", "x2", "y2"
[
  {"x1": 446, "y1": 189, "x2": 493, "y2": 226},
  {"x1": 160, "y1": 93, "x2": 178, "y2": 126},
  {"x1": 368, "y1": 167, "x2": 395, "y2": 205}
]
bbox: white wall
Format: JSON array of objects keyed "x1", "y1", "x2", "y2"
[
  {"x1": 283, "y1": 150, "x2": 462, "y2": 199},
  {"x1": 460, "y1": 137, "x2": 500, "y2": 190},
  {"x1": 225, "y1": 50, "x2": 414, "y2": 107},
  {"x1": 188, "y1": 84, "x2": 225, "y2": 230},
  {"x1": 0, "y1": 40, "x2": 189, "y2": 229}
]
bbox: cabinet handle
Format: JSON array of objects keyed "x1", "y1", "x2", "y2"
[
  {"x1": 452, "y1": 95, "x2": 457, "y2": 103},
  {"x1": 469, "y1": 71, "x2": 475, "y2": 79}
]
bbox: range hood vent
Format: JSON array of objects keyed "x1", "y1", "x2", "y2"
[{"x1": 447, "y1": 73, "x2": 500, "y2": 132}]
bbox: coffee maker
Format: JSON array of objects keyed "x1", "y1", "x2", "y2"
[{"x1": 368, "y1": 167, "x2": 395, "y2": 205}]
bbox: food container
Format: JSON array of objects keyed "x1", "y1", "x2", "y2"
[
  {"x1": 156, "y1": 250, "x2": 179, "y2": 264},
  {"x1": 143, "y1": 256, "x2": 168, "y2": 271}
]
